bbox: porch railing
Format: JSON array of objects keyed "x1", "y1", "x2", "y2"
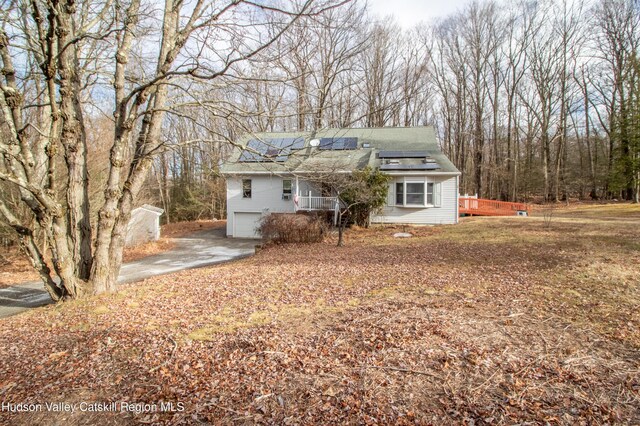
[
  {"x1": 459, "y1": 197, "x2": 529, "y2": 216},
  {"x1": 296, "y1": 195, "x2": 338, "y2": 211}
]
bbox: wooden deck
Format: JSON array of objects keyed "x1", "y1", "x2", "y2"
[{"x1": 459, "y1": 197, "x2": 530, "y2": 217}]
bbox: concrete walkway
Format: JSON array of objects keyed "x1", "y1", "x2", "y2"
[{"x1": 0, "y1": 227, "x2": 258, "y2": 318}]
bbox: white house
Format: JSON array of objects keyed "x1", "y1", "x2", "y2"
[{"x1": 220, "y1": 127, "x2": 461, "y2": 238}]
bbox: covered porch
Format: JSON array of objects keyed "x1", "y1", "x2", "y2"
[
  {"x1": 293, "y1": 177, "x2": 342, "y2": 224},
  {"x1": 294, "y1": 195, "x2": 339, "y2": 211}
]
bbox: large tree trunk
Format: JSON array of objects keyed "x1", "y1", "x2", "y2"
[
  {"x1": 57, "y1": 15, "x2": 93, "y2": 281},
  {"x1": 541, "y1": 123, "x2": 552, "y2": 202}
]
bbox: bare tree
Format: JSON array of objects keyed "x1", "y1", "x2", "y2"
[
  {"x1": 591, "y1": 0, "x2": 640, "y2": 200},
  {"x1": 0, "y1": 0, "x2": 350, "y2": 300},
  {"x1": 362, "y1": 19, "x2": 402, "y2": 127}
]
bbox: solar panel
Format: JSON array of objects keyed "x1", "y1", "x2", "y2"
[
  {"x1": 343, "y1": 138, "x2": 357, "y2": 149},
  {"x1": 378, "y1": 151, "x2": 429, "y2": 159},
  {"x1": 238, "y1": 152, "x2": 255, "y2": 162},
  {"x1": 276, "y1": 138, "x2": 304, "y2": 161},
  {"x1": 275, "y1": 145, "x2": 293, "y2": 162},
  {"x1": 238, "y1": 139, "x2": 265, "y2": 162},
  {"x1": 319, "y1": 138, "x2": 334, "y2": 150},
  {"x1": 238, "y1": 137, "x2": 305, "y2": 162},
  {"x1": 379, "y1": 163, "x2": 440, "y2": 171},
  {"x1": 318, "y1": 137, "x2": 358, "y2": 150},
  {"x1": 284, "y1": 137, "x2": 305, "y2": 150}
]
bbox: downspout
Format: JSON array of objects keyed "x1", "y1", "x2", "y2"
[
  {"x1": 456, "y1": 175, "x2": 460, "y2": 224},
  {"x1": 295, "y1": 176, "x2": 299, "y2": 212},
  {"x1": 334, "y1": 191, "x2": 340, "y2": 226}
]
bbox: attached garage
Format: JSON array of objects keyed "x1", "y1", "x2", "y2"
[{"x1": 233, "y1": 212, "x2": 262, "y2": 238}]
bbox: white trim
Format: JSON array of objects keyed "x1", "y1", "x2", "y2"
[
  {"x1": 284, "y1": 170, "x2": 353, "y2": 174},
  {"x1": 132, "y1": 204, "x2": 164, "y2": 216},
  {"x1": 383, "y1": 171, "x2": 461, "y2": 176},
  {"x1": 391, "y1": 177, "x2": 443, "y2": 209},
  {"x1": 242, "y1": 178, "x2": 252, "y2": 198},
  {"x1": 455, "y1": 175, "x2": 460, "y2": 223},
  {"x1": 221, "y1": 171, "x2": 292, "y2": 176},
  {"x1": 405, "y1": 180, "x2": 426, "y2": 207},
  {"x1": 222, "y1": 170, "x2": 460, "y2": 176},
  {"x1": 395, "y1": 178, "x2": 428, "y2": 208},
  {"x1": 221, "y1": 170, "x2": 352, "y2": 175},
  {"x1": 282, "y1": 178, "x2": 292, "y2": 200}
]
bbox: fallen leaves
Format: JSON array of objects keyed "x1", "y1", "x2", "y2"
[{"x1": 0, "y1": 213, "x2": 639, "y2": 424}]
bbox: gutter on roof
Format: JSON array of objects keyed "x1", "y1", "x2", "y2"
[
  {"x1": 382, "y1": 171, "x2": 461, "y2": 176},
  {"x1": 289, "y1": 170, "x2": 352, "y2": 174},
  {"x1": 221, "y1": 170, "x2": 459, "y2": 176},
  {"x1": 221, "y1": 170, "x2": 352, "y2": 175},
  {"x1": 220, "y1": 171, "x2": 296, "y2": 175}
]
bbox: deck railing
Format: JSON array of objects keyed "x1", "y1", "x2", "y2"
[
  {"x1": 459, "y1": 197, "x2": 529, "y2": 216},
  {"x1": 296, "y1": 195, "x2": 338, "y2": 211}
]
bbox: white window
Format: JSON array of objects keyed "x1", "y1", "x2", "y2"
[
  {"x1": 395, "y1": 179, "x2": 442, "y2": 207},
  {"x1": 242, "y1": 179, "x2": 252, "y2": 198},
  {"x1": 406, "y1": 182, "x2": 425, "y2": 205},
  {"x1": 426, "y1": 182, "x2": 434, "y2": 205},
  {"x1": 282, "y1": 179, "x2": 292, "y2": 200}
]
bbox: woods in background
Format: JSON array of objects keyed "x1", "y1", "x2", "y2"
[
  {"x1": 177, "y1": 0, "x2": 637, "y2": 206},
  {"x1": 136, "y1": 0, "x2": 640, "y2": 223}
]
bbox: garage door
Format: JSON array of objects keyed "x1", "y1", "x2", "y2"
[{"x1": 233, "y1": 212, "x2": 262, "y2": 238}]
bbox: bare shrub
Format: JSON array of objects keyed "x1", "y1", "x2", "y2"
[
  {"x1": 259, "y1": 214, "x2": 327, "y2": 244},
  {"x1": 541, "y1": 205, "x2": 556, "y2": 229}
]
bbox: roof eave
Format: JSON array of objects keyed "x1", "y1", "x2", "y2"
[{"x1": 382, "y1": 171, "x2": 461, "y2": 176}]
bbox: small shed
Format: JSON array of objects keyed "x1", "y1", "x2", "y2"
[{"x1": 125, "y1": 204, "x2": 164, "y2": 247}]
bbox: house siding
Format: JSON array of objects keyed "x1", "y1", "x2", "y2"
[
  {"x1": 125, "y1": 209, "x2": 162, "y2": 247},
  {"x1": 226, "y1": 176, "x2": 296, "y2": 237},
  {"x1": 372, "y1": 175, "x2": 458, "y2": 225}
]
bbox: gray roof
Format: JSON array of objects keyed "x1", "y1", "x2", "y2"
[{"x1": 220, "y1": 127, "x2": 460, "y2": 175}]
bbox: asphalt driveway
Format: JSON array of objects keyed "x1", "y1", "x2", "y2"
[{"x1": 0, "y1": 227, "x2": 258, "y2": 318}]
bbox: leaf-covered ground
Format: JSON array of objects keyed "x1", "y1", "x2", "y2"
[
  {"x1": 0, "y1": 250, "x2": 38, "y2": 288},
  {"x1": 0, "y1": 205, "x2": 639, "y2": 425},
  {"x1": 0, "y1": 220, "x2": 224, "y2": 287}
]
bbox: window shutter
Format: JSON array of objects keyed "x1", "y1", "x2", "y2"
[
  {"x1": 434, "y1": 182, "x2": 442, "y2": 207},
  {"x1": 395, "y1": 182, "x2": 405, "y2": 205},
  {"x1": 388, "y1": 182, "x2": 395, "y2": 206}
]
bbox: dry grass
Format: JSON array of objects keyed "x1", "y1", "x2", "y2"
[
  {"x1": 0, "y1": 220, "x2": 225, "y2": 287},
  {"x1": 0, "y1": 207, "x2": 639, "y2": 424},
  {"x1": 0, "y1": 250, "x2": 40, "y2": 288},
  {"x1": 530, "y1": 201, "x2": 640, "y2": 219},
  {"x1": 160, "y1": 220, "x2": 224, "y2": 238}
]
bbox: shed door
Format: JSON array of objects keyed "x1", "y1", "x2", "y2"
[{"x1": 233, "y1": 212, "x2": 261, "y2": 238}]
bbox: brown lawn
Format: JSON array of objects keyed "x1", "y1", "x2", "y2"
[
  {"x1": 0, "y1": 220, "x2": 224, "y2": 287},
  {"x1": 0, "y1": 250, "x2": 39, "y2": 288},
  {"x1": 0, "y1": 206, "x2": 638, "y2": 424}
]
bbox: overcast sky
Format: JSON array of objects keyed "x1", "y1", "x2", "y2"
[{"x1": 367, "y1": 0, "x2": 469, "y2": 28}]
